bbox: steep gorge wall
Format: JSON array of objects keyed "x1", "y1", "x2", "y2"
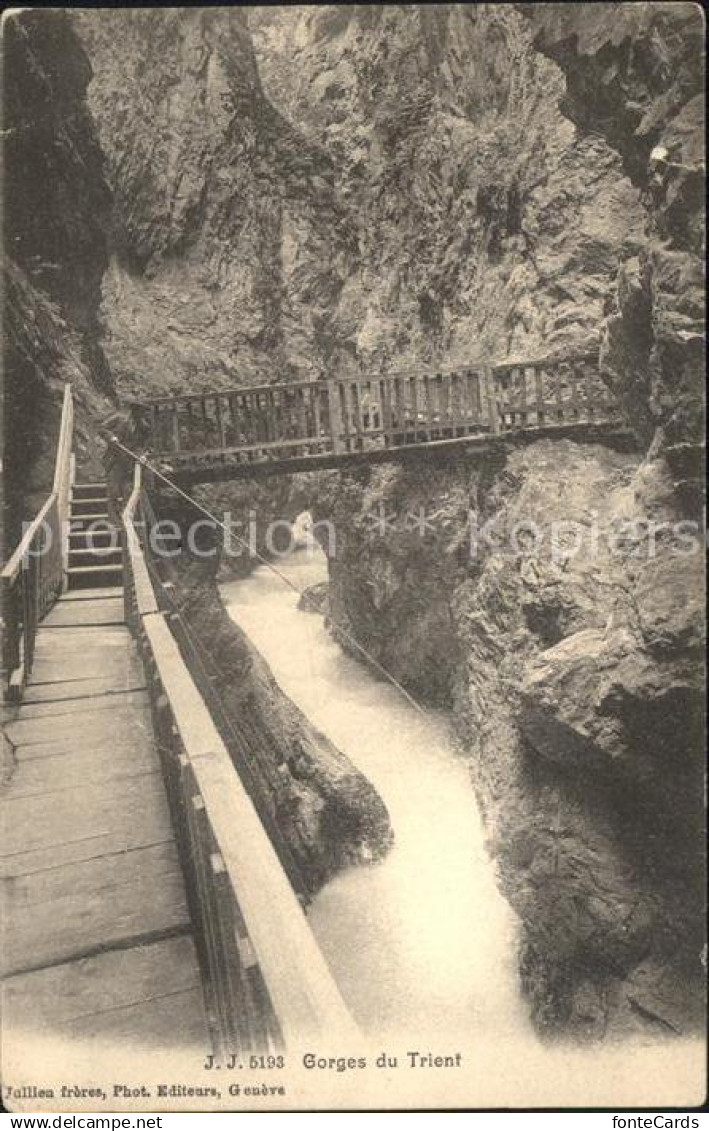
[
  {"x1": 2, "y1": 10, "x2": 114, "y2": 540},
  {"x1": 75, "y1": 6, "x2": 646, "y2": 392},
  {"x1": 250, "y1": 4, "x2": 645, "y2": 372},
  {"x1": 525, "y1": 1, "x2": 705, "y2": 489},
  {"x1": 68, "y1": 7, "x2": 704, "y2": 1041},
  {"x1": 1, "y1": 10, "x2": 392, "y2": 903},
  {"x1": 282, "y1": 5, "x2": 705, "y2": 1038},
  {"x1": 74, "y1": 9, "x2": 350, "y2": 399}
]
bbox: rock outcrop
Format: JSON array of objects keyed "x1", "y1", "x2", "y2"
[{"x1": 75, "y1": 6, "x2": 646, "y2": 396}]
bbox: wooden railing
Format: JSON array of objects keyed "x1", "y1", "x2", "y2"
[
  {"x1": 122, "y1": 466, "x2": 359, "y2": 1058},
  {"x1": 1, "y1": 384, "x2": 74, "y2": 702},
  {"x1": 130, "y1": 353, "x2": 624, "y2": 468},
  {"x1": 492, "y1": 354, "x2": 619, "y2": 430}
]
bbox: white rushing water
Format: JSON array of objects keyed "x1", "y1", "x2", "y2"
[
  {"x1": 220, "y1": 531, "x2": 705, "y2": 1104},
  {"x1": 220, "y1": 532, "x2": 529, "y2": 1047}
]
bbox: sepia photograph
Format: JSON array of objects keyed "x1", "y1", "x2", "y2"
[{"x1": 1, "y1": 1, "x2": 706, "y2": 1116}]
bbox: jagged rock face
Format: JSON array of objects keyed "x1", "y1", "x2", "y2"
[
  {"x1": 251, "y1": 4, "x2": 644, "y2": 370},
  {"x1": 74, "y1": 9, "x2": 350, "y2": 398},
  {"x1": 310, "y1": 443, "x2": 705, "y2": 1038},
  {"x1": 75, "y1": 6, "x2": 645, "y2": 401},
  {"x1": 524, "y1": 3, "x2": 705, "y2": 483},
  {"x1": 2, "y1": 10, "x2": 113, "y2": 537},
  {"x1": 3, "y1": 10, "x2": 111, "y2": 351}
]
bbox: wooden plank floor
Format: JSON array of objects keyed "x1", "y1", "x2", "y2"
[{"x1": 1, "y1": 590, "x2": 209, "y2": 1054}]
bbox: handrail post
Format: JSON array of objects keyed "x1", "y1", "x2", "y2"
[
  {"x1": 483, "y1": 366, "x2": 500, "y2": 434},
  {"x1": 2, "y1": 382, "x2": 74, "y2": 701},
  {"x1": 61, "y1": 452, "x2": 76, "y2": 593},
  {"x1": 326, "y1": 378, "x2": 344, "y2": 454}
]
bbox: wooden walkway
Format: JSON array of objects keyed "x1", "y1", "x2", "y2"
[
  {"x1": 126, "y1": 353, "x2": 634, "y2": 485},
  {"x1": 0, "y1": 588, "x2": 209, "y2": 1053}
]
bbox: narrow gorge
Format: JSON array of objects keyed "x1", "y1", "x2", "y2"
[{"x1": 3, "y1": 2, "x2": 705, "y2": 1070}]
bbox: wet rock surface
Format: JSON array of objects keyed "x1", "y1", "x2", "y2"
[
  {"x1": 298, "y1": 582, "x2": 330, "y2": 616},
  {"x1": 250, "y1": 4, "x2": 644, "y2": 371}
]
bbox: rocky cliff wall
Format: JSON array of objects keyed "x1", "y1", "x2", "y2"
[
  {"x1": 76, "y1": 6, "x2": 646, "y2": 394},
  {"x1": 251, "y1": 4, "x2": 645, "y2": 372},
  {"x1": 74, "y1": 9, "x2": 351, "y2": 399},
  {"x1": 310, "y1": 438, "x2": 705, "y2": 1039},
  {"x1": 525, "y1": 2, "x2": 705, "y2": 488},
  {"x1": 3, "y1": 9, "x2": 114, "y2": 538},
  {"x1": 286, "y1": 4, "x2": 705, "y2": 1039}
]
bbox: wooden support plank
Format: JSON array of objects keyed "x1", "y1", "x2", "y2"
[
  {"x1": 294, "y1": 388, "x2": 305, "y2": 444},
  {"x1": 42, "y1": 599, "x2": 125, "y2": 628},
  {"x1": 3, "y1": 702, "x2": 154, "y2": 749},
  {"x1": 338, "y1": 382, "x2": 352, "y2": 451},
  {"x1": 553, "y1": 365, "x2": 566, "y2": 422},
  {"x1": 481, "y1": 366, "x2": 499, "y2": 432},
  {"x1": 567, "y1": 363, "x2": 580, "y2": 420},
  {"x1": 409, "y1": 374, "x2": 419, "y2": 435},
  {"x1": 185, "y1": 399, "x2": 196, "y2": 450},
  {"x1": 1, "y1": 936, "x2": 203, "y2": 1030},
  {"x1": 3, "y1": 734, "x2": 156, "y2": 797},
  {"x1": 312, "y1": 384, "x2": 323, "y2": 444},
  {"x1": 64, "y1": 985, "x2": 208, "y2": 1049},
  {"x1": 516, "y1": 366, "x2": 526, "y2": 427},
  {"x1": 1, "y1": 842, "x2": 190, "y2": 976},
  {"x1": 214, "y1": 395, "x2": 227, "y2": 449},
  {"x1": 21, "y1": 675, "x2": 145, "y2": 704},
  {"x1": 58, "y1": 586, "x2": 123, "y2": 602},
  {"x1": 389, "y1": 376, "x2": 401, "y2": 438},
  {"x1": 226, "y1": 395, "x2": 237, "y2": 445},
  {"x1": 0, "y1": 774, "x2": 175, "y2": 877},
  {"x1": 468, "y1": 369, "x2": 481, "y2": 426},
  {"x1": 15, "y1": 689, "x2": 149, "y2": 722},
  {"x1": 170, "y1": 405, "x2": 181, "y2": 452},
  {"x1": 326, "y1": 381, "x2": 343, "y2": 454},
  {"x1": 30, "y1": 652, "x2": 144, "y2": 686},
  {"x1": 440, "y1": 372, "x2": 451, "y2": 435},
  {"x1": 378, "y1": 378, "x2": 391, "y2": 445},
  {"x1": 448, "y1": 374, "x2": 463, "y2": 432},
  {"x1": 421, "y1": 374, "x2": 432, "y2": 440}
]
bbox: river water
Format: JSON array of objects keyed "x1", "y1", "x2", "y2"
[
  {"x1": 220, "y1": 536, "x2": 528, "y2": 1047},
  {"x1": 220, "y1": 536, "x2": 704, "y2": 1104}
]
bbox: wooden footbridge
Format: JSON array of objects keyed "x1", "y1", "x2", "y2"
[
  {"x1": 1, "y1": 352, "x2": 632, "y2": 1069},
  {"x1": 1, "y1": 386, "x2": 358, "y2": 1071},
  {"x1": 128, "y1": 353, "x2": 632, "y2": 485}
]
